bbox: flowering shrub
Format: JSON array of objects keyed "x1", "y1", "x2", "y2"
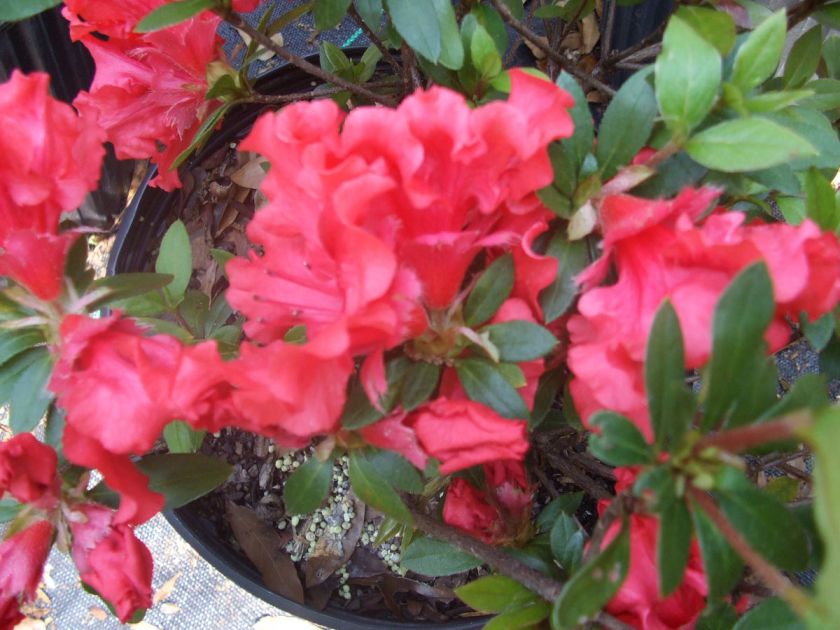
[{"x1": 2, "y1": 1, "x2": 840, "y2": 629}]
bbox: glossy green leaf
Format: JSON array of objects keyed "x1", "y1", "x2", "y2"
[
  {"x1": 484, "y1": 321, "x2": 558, "y2": 362},
  {"x1": 805, "y1": 167, "x2": 840, "y2": 231},
  {"x1": 730, "y1": 10, "x2": 786, "y2": 92},
  {"x1": 646, "y1": 300, "x2": 695, "y2": 452},
  {"x1": 367, "y1": 450, "x2": 423, "y2": 493},
  {"x1": 10, "y1": 348, "x2": 53, "y2": 434},
  {"x1": 469, "y1": 22, "x2": 500, "y2": 77},
  {"x1": 136, "y1": 453, "x2": 232, "y2": 509},
  {"x1": 655, "y1": 16, "x2": 721, "y2": 134},
  {"x1": 675, "y1": 6, "x2": 735, "y2": 55},
  {"x1": 800, "y1": 79, "x2": 840, "y2": 111},
  {"x1": 744, "y1": 89, "x2": 815, "y2": 113},
  {"x1": 349, "y1": 450, "x2": 413, "y2": 524},
  {"x1": 283, "y1": 456, "x2": 333, "y2": 515},
  {"x1": 550, "y1": 513, "x2": 585, "y2": 573},
  {"x1": 690, "y1": 500, "x2": 743, "y2": 599},
  {"x1": 555, "y1": 73, "x2": 594, "y2": 168},
  {"x1": 402, "y1": 536, "x2": 481, "y2": 576},
  {"x1": 589, "y1": 411, "x2": 655, "y2": 466},
  {"x1": 685, "y1": 118, "x2": 816, "y2": 172},
  {"x1": 733, "y1": 598, "x2": 803, "y2": 630},
  {"x1": 551, "y1": 520, "x2": 630, "y2": 628},
  {"x1": 400, "y1": 360, "x2": 440, "y2": 411},
  {"x1": 0, "y1": 329, "x2": 44, "y2": 368},
  {"x1": 163, "y1": 420, "x2": 206, "y2": 454},
  {"x1": 597, "y1": 71, "x2": 656, "y2": 179},
  {"x1": 783, "y1": 25, "x2": 822, "y2": 89},
  {"x1": 658, "y1": 498, "x2": 692, "y2": 596},
  {"x1": 386, "y1": 0, "x2": 441, "y2": 63},
  {"x1": 432, "y1": 0, "x2": 463, "y2": 70},
  {"x1": 470, "y1": 5, "x2": 508, "y2": 55},
  {"x1": 536, "y1": 493, "x2": 584, "y2": 533},
  {"x1": 484, "y1": 602, "x2": 550, "y2": 630},
  {"x1": 455, "y1": 357, "x2": 530, "y2": 420},
  {"x1": 136, "y1": 0, "x2": 214, "y2": 32},
  {"x1": 539, "y1": 233, "x2": 589, "y2": 324},
  {"x1": 464, "y1": 254, "x2": 514, "y2": 326},
  {"x1": 455, "y1": 575, "x2": 538, "y2": 613},
  {"x1": 313, "y1": 0, "x2": 352, "y2": 30},
  {"x1": 156, "y1": 220, "x2": 192, "y2": 303}
]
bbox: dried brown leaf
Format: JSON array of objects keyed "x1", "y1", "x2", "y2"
[
  {"x1": 226, "y1": 501, "x2": 305, "y2": 604},
  {"x1": 161, "y1": 603, "x2": 181, "y2": 615},
  {"x1": 231, "y1": 157, "x2": 268, "y2": 190},
  {"x1": 303, "y1": 494, "x2": 365, "y2": 587},
  {"x1": 560, "y1": 33, "x2": 581, "y2": 50},
  {"x1": 152, "y1": 572, "x2": 181, "y2": 605},
  {"x1": 215, "y1": 204, "x2": 240, "y2": 238},
  {"x1": 581, "y1": 15, "x2": 600, "y2": 53},
  {"x1": 88, "y1": 608, "x2": 108, "y2": 621},
  {"x1": 523, "y1": 35, "x2": 549, "y2": 60}
]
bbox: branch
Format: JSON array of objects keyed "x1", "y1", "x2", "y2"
[
  {"x1": 243, "y1": 80, "x2": 402, "y2": 104},
  {"x1": 488, "y1": 0, "x2": 616, "y2": 97},
  {"x1": 788, "y1": 0, "x2": 830, "y2": 28},
  {"x1": 347, "y1": 4, "x2": 403, "y2": 77},
  {"x1": 599, "y1": 23, "x2": 666, "y2": 70},
  {"x1": 220, "y1": 11, "x2": 395, "y2": 106},
  {"x1": 694, "y1": 411, "x2": 812, "y2": 455}
]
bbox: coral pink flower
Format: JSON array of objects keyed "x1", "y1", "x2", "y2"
[
  {"x1": 0, "y1": 520, "x2": 53, "y2": 630},
  {"x1": 568, "y1": 188, "x2": 840, "y2": 439},
  {"x1": 69, "y1": 503, "x2": 153, "y2": 623},
  {"x1": 63, "y1": 0, "x2": 163, "y2": 39},
  {"x1": 0, "y1": 71, "x2": 104, "y2": 300},
  {"x1": 0, "y1": 434, "x2": 59, "y2": 508},
  {"x1": 233, "y1": 0, "x2": 262, "y2": 11},
  {"x1": 442, "y1": 478, "x2": 503, "y2": 544}
]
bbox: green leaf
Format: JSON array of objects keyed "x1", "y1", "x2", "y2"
[
  {"x1": 349, "y1": 450, "x2": 413, "y2": 524},
  {"x1": 764, "y1": 106, "x2": 840, "y2": 170},
  {"x1": 469, "y1": 22, "x2": 500, "y2": 77},
  {"x1": 500, "y1": 0, "x2": 524, "y2": 20},
  {"x1": 536, "y1": 493, "x2": 584, "y2": 532},
  {"x1": 432, "y1": 0, "x2": 463, "y2": 70},
  {"x1": 658, "y1": 498, "x2": 692, "y2": 597},
  {"x1": 539, "y1": 233, "x2": 589, "y2": 323},
  {"x1": 713, "y1": 468, "x2": 809, "y2": 571},
  {"x1": 764, "y1": 476, "x2": 801, "y2": 504},
  {"x1": 483, "y1": 321, "x2": 558, "y2": 362},
  {"x1": 597, "y1": 71, "x2": 656, "y2": 179},
  {"x1": 550, "y1": 513, "x2": 585, "y2": 573},
  {"x1": 163, "y1": 420, "x2": 205, "y2": 454},
  {"x1": 0, "y1": 498, "x2": 22, "y2": 524},
  {"x1": 455, "y1": 575, "x2": 538, "y2": 613},
  {"x1": 10, "y1": 348, "x2": 53, "y2": 434},
  {"x1": 484, "y1": 603, "x2": 550, "y2": 630},
  {"x1": 730, "y1": 10, "x2": 786, "y2": 92},
  {"x1": 777, "y1": 196, "x2": 807, "y2": 225},
  {"x1": 321, "y1": 41, "x2": 353, "y2": 74},
  {"x1": 0, "y1": 329, "x2": 44, "y2": 368},
  {"x1": 556, "y1": 73, "x2": 594, "y2": 168},
  {"x1": 589, "y1": 412, "x2": 655, "y2": 466},
  {"x1": 470, "y1": 5, "x2": 508, "y2": 55},
  {"x1": 401, "y1": 536, "x2": 481, "y2": 576},
  {"x1": 400, "y1": 360, "x2": 440, "y2": 411},
  {"x1": 136, "y1": 453, "x2": 232, "y2": 509},
  {"x1": 340, "y1": 377, "x2": 384, "y2": 430},
  {"x1": 702, "y1": 263, "x2": 775, "y2": 428},
  {"x1": 551, "y1": 520, "x2": 630, "y2": 629},
  {"x1": 171, "y1": 102, "x2": 234, "y2": 171},
  {"x1": 655, "y1": 15, "x2": 722, "y2": 134},
  {"x1": 135, "y1": 0, "x2": 214, "y2": 32},
  {"x1": 367, "y1": 450, "x2": 423, "y2": 493},
  {"x1": 744, "y1": 89, "x2": 815, "y2": 113},
  {"x1": 800, "y1": 79, "x2": 840, "y2": 111},
  {"x1": 455, "y1": 357, "x2": 530, "y2": 420},
  {"x1": 386, "y1": 0, "x2": 441, "y2": 63},
  {"x1": 0, "y1": 348, "x2": 46, "y2": 405},
  {"x1": 313, "y1": 0, "x2": 352, "y2": 30},
  {"x1": 87, "y1": 273, "x2": 173, "y2": 310},
  {"x1": 824, "y1": 35, "x2": 840, "y2": 79},
  {"x1": 110, "y1": 291, "x2": 167, "y2": 318},
  {"x1": 646, "y1": 300, "x2": 695, "y2": 452},
  {"x1": 355, "y1": 0, "x2": 383, "y2": 28},
  {"x1": 44, "y1": 404, "x2": 65, "y2": 449},
  {"x1": 690, "y1": 501, "x2": 743, "y2": 599},
  {"x1": 802, "y1": 312, "x2": 835, "y2": 353},
  {"x1": 733, "y1": 598, "x2": 804, "y2": 630},
  {"x1": 464, "y1": 254, "x2": 514, "y2": 327},
  {"x1": 0, "y1": 0, "x2": 61, "y2": 21},
  {"x1": 685, "y1": 118, "x2": 816, "y2": 172},
  {"x1": 178, "y1": 290, "x2": 209, "y2": 338},
  {"x1": 805, "y1": 167, "x2": 840, "y2": 231},
  {"x1": 155, "y1": 220, "x2": 192, "y2": 303},
  {"x1": 783, "y1": 25, "x2": 822, "y2": 89},
  {"x1": 356, "y1": 44, "x2": 382, "y2": 82},
  {"x1": 283, "y1": 456, "x2": 333, "y2": 515},
  {"x1": 675, "y1": 6, "x2": 736, "y2": 55},
  {"x1": 696, "y1": 602, "x2": 739, "y2": 630}
]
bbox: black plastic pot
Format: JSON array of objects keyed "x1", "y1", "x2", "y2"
[{"x1": 109, "y1": 56, "x2": 485, "y2": 630}]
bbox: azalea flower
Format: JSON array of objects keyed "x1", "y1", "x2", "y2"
[{"x1": 0, "y1": 521, "x2": 54, "y2": 630}]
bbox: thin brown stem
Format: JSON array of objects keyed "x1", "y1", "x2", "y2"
[
  {"x1": 694, "y1": 411, "x2": 812, "y2": 455},
  {"x1": 489, "y1": 0, "x2": 616, "y2": 97},
  {"x1": 599, "y1": 23, "x2": 666, "y2": 69},
  {"x1": 601, "y1": 0, "x2": 617, "y2": 61},
  {"x1": 221, "y1": 11, "x2": 395, "y2": 106},
  {"x1": 347, "y1": 4, "x2": 403, "y2": 76},
  {"x1": 243, "y1": 80, "x2": 402, "y2": 104},
  {"x1": 788, "y1": 0, "x2": 829, "y2": 28}
]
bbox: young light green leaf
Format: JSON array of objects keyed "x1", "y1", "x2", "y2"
[
  {"x1": 675, "y1": 6, "x2": 736, "y2": 55},
  {"x1": 313, "y1": 0, "x2": 352, "y2": 30},
  {"x1": 484, "y1": 321, "x2": 558, "y2": 362},
  {"x1": 136, "y1": 453, "x2": 232, "y2": 509},
  {"x1": 136, "y1": 0, "x2": 215, "y2": 33},
  {"x1": 455, "y1": 575, "x2": 538, "y2": 613},
  {"x1": 645, "y1": 300, "x2": 695, "y2": 452},
  {"x1": 730, "y1": 10, "x2": 786, "y2": 92},
  {"x1": 349, "y1": 450, "x2": 413, "y2": 524},
  {"x1": 385, "y1": 0, "x2": 441, "y2": 63},
  {"x1": 589, "y1": 412, "x2": 655, "y2": 466},
  {"x1": 163, "y1": 420, "x2": 206, "y2": 454},
  {"x1": 685, "y1": 118, "x2": 816, "y2": 173},
  {"x1": 783, "y1": 25, "x2": 822, "y2": 89},
  {"x1": 539, "y1": 233, "x2": 589, "y2": 323},
  {"x1": 484, "y1": 603, "x2": 550, "y2": 630},
  {"x1": 805, "y1": 167, "x2": 840, "y2": 231},
  {"x1": 464, "y1": 254, "x2": 515, "y2": 326},
  {"x1": 469, "y1": 22, "x2": 500, "y2": 77},
  {"x1": 690, "y1": 501, "x2": 744, "y2": 599},
  {"x1": 156, "y1": 220, "x2": 192, "y2": 302},
  {"x1": 283, "y1": 456, "x2": 333, "y2": 515},
  {"x1": 401, "y1": 537, "x2": 481, "y2": 576},
  {"x1": 551, "y1": 520, "x2": 630, "y2": 628},
  {"x1": 455, "y1": 357, "x2": 530, "y2": 420},
  {"x1": 596, "y1": 71, "x2": 656, "y2": 179},
  {"x1": 658, "y1": 498, "x2": 692, "y2": 597},
  {"x1": 655, "y1": 15, "x2": 722, "y2": 135}
]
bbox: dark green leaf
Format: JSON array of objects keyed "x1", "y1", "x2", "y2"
[
  {"x1": 484, "y1": 602, "x2": 550, "y2": 630},
  {"x1": 531, "y1": 367, "x2": 563, "y2": 430},
  {"x1": 696, "y1": 602, "x2": 739, "y2": 630},
  {"x1": 87, "y1": 273, "x2": 173, "y2": 310},
  {"x1": 136, "y1": 0, "x2": 214, "y2": 32},
  {"x1": 155, "y1": 220, "x2": 191, "y2": 303},
  {"x1": 500, "y1": 0, "x2": 524, "y2": 20},
  {"x1": 321, "y1": 41, "x2": 353, "y2": 73},
  {"x1": 0, "y1": 329, "x2": 44, "y2": 368},
  {"x1": 730, "y1": 10, "x2": 786, "y2": 92},
  {"x1": 802, "y1": 312, "x2": 835, "y2": 353},
  {"x1": 340, "y1": 377, "x2": 384, "y2": 430},
  {"x1": 455, "y1": 575, "x2": 538, "y2": 613},
  {"x1": 655, "y1": 15, "x2": 722, "y2": 134},
  {"x1": 163, "y1": 420, "x2": 206, "y2": 454},
  {"x1": 551, "y1": 520, "x2": 630, "y2": 629},
  {"x1": 432, "y1": 0, "x2": 463, "y2": 70},
  {"x1": 283, "y1": 456, "x2": 333, "y2": 515},
  {"x1": 764, "y1": 106, "x2": 840, "y2": 170},
  {"x1": 539, "y1": 233, "x2": 589, "y2": 323},
  {"x1": 783, "y1": 25, "x2": 822, "y2": 89},
  {"x1": 401, "y1": 536, "x2": 481, "y2": 576},
  {"x1": 283, "y1": 325, "x2": 307, "y2": 345},
  {"x1": 110, "y1": 291, "x2": 167, "y2": 318},
  {"x1": 0, "y1": 348, "x2": 45, "y2": 405},
  {"x1": 805, "y1": 167, "x2": 840, "y2": 231},
  {"x1": 0, "y1": 498, "x2": 22, "y2": 523},
  {"x1": 536, "y1": 493, "x2": 584, "y2": 533},
  {"x1": 556, "y1": 73, "x2": 594, "y2": 168},
  {"x1": 400, "y1": 360, "x2": 440, "y2": 411},
  {"x1": 178, "y1": 290, "x2": 209, "y2": 338},
  {"x1": 733, "y1": 598, "x2": 804, "y2": 630},
  {"x1": 823, "y1": 35, "x2": 840, "y2": 79},
  {"x1": 690, "y1": 501, "x2": 743, "y2": 599},
  {"x1": 355, "y1": 0, "x2": 383, "y2": 28},
  {"x1": 550, "y1": 513, "x2": 585, "y2": 573},
  {"x1": 676, "y1": 6, "x2": 736, "y2": 55},
  {"x1": 386, "y1": 0, "x2": 441, "y2": 63},
  {"x1": 313, "y1": 0, "x2": 352, "y2": 30},
  {"x1": 758, "y1": 372, "x2": 827, "y2": 423},
  {"x1": 455, "y1": 357, "x2": 530, "y2": 420},
  {"x1": 464, "y1": 254, "x2": 514, "y2": 327},
  {"x1": 44, "y1": 404, "x2": 64, "y2": 448},
  {"x1": 633, "y1": 151, "x2": 706, "y2": 198},
  {"x1": 356, "y1": 44, "x2": 382, "y2": 82},
  {"x1": 646, "y1": 300, "x2": 695, "y2": 452},
  {"x1": 658, "y1": 498, "x2": 692, "y2": 596},
  {"x1": 349, "y1": 450, "x2": 413, "y2": 524},
  {"x1": 367, "y1": 450, "x2": 423, "y2": 493},
  {"x1": 10, "y1": 348, "x2": 53, "y2": 434},
  {"x1": 589, "y1": 412, "x2": 654, "y2": 466},
  {"x1": 484, "y1": 321, "x2": 558, "y2": 362},
  {"x1": 597, "y1": 71, "x2": 656, "y2": 179},
  {"x1": 748, "y1": 164, "x2": 802, "y2": 196},
  {"x1": 136, "y1": 453, "x2": 233, "y2": 509},
  {"x1": 210, "y1": 248, "x2": 235, "y2": 273}
]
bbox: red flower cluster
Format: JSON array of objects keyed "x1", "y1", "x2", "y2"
[
  {"x1": 0, "y1": 71, "x2": 104, "y2": 300},
  {"x1": 0, "y1": 520, "x2": 53, "y2": 630},
  {"x1": 568, "y1": 188, "x2": 840, "y2": 439},
  {"x1": 65, "y1": 0, "x2": 226, "y2": 190}
]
